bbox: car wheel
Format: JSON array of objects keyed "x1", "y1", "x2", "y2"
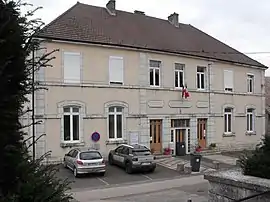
[
  {"x1": 108, "y1": 154, "x2": 114, "y2": 165},
  {"x1": 125, "y1": 162, "x2": 133, "y2": 174},
  {"x1": 73, "y1": 167, "x2": 79, "y2": 178},
  {"x1": 99, "y1": 172, "x2": 106, "y2": 176},
  {"x1": 63, "y1": 161, "x2": 67, "y2": 168},
  {"x1": 149, "y1": 168, "x2": 155, "y2": 173}
]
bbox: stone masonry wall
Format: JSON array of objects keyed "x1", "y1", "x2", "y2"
[{"x1": 204, "y1": 169, "x2": 270, "y2": 202}]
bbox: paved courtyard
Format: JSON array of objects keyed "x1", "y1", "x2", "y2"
[{"x1": 56, "y1": 163, "x2": 185, "y2": 191}]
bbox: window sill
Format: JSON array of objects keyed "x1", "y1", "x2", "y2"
[
  {"x1": 246, "y1": 131, "x2": 256, "y2": 136},
  {"x1": 60, "y1": 142, "x2": 85, "y2": 148},
  {"x1": 106, "y1": 139, "x2": 128, "y2": 145},
  {"x1": 223, "y1": 132, "x2": 235, "y2": 137}
]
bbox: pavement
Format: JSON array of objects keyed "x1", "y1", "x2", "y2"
[
  {"x1": 56, "y1": 163, "x2": 186, "y2": 191},
  {"x1": 72, "y1": 175, "x2": 208, "y2": 202}
]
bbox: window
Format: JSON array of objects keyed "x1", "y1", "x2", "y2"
[
  {"x1": 63, "y1": 52, "x2": 81, "y2": 83},
  {"x1": 247, "y1": 74, "x2": 254, "y2": 93},
  {"x1": 224, "y1": 108, "x2": 233, "y2": 133},
  {"x1": 197, "y1": 66, "x2": 205, "y2": 90},
  {"x1": 63, "y1": 106, "x2": 80, "y2": 142},
  {"x1": 109, "y1": 56, "x2": 124, "y2": 84},
  {"x1": 247, "y1": 108, "x2": 255, "y2": 132},
  {"x1": 224, "y1": 70, "x2": 234, "y2": 92},
  {"x1": 174, "y1": 63, "x2": 185, "y2": 88},
  {"x1": 170, "y1": 130, "x2": 174, "y2": 143},
  {"x1": 108, "y1": 106, "x2": 123, "y2": 139},
  {"x1": 149, "y1": 60, "x2": 161, "y2": 87}
]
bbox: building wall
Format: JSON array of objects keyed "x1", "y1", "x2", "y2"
[{"x1": 33, "y1": 41, "x2": 265, "y2": 161}]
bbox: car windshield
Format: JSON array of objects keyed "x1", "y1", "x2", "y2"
[
  {"x1": 79, "y1": 151, "x2": 102, "y2": 160},
  {"x1": 132, "y1": 150, "x2": 151, "y2": 156}
]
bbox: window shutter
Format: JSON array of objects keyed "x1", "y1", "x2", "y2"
[
  {"x1": 109, "y1": 56, "x2": 124, "y2": 83},
  {"x1": 224, "y1": 70, "x2": 233, "y2": 89},
  {"x1": 63, "y1": 52, "x2": 81, "y2": 83}
]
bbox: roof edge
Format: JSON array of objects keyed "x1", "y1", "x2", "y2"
[{"x1": 37, "y1": 35, "x2": 268, "y2": 69}]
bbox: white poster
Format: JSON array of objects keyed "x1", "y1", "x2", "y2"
[{"x1": 130, "y1": 132, "x2": 139, "y2": 145}]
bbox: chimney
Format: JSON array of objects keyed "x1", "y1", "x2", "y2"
[
  {"x1": 134, "y1": 10, "x2": 145, "y2": 15},
  {"x1": 168, "y1": 12, "x2": 179, "y2": 27},
  {"x1": 106, "y1": 0, "x2": 116, "y2": 16}
]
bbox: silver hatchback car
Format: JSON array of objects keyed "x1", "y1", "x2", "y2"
[{"x1": 63, "y1": 148, "x2": 106, "y2": 177}]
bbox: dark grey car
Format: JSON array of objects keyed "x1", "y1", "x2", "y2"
[{"x1": 108, "y1": 144, "x2": 156, "y2": 174}]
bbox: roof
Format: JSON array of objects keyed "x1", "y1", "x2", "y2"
[
  {"x1": 265, "y1": 77, "x2": 270, "y2": 112},
  {"x1": 38, "y1": 2, "x2": 267, "y2": 68}
]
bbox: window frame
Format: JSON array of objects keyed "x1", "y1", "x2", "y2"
[
  {"x1": 63, "y1": 51, "x2": 81, "y2": 84},
  {"x1": 108, "y1": 106, "x2": 124, "y2": 140},
  {"x1": 149, "y1": 60, "x2": 161, "y2": 87},
  {"x1": 224, "y1": 108, "x2": 233, "y2": 134},
  {"x1": 247, "y1": 74, "x2": 254, "y2": 93},
  {"x1": 224, "y1": 70, "x2": 234, "y2": 92},
  {"x1": 247, "y1": 108, "x2": 255, "y2": 132},
  {"x1": 196, "y1": 66, "x2": 206, "y2": 90},
  {"x1": 109, "y1": 56, "x2": 124, "y2": 85},
  {"x1": 174, "y1": 63, "x2": 185, "y2": 89},
  {"x1": 63, "y1": 106, "x2": 81, "y2": 143}
]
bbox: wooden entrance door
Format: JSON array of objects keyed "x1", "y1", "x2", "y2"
[
  {"x1": 175, "y1": 129, "x2": 186, "y2": 156},
  {"x1": 150, "y1": 120, "x2": 162, "y2": 154},
  {"x1": 197, "y1": 119, "x2": 207, "y2": 148}
]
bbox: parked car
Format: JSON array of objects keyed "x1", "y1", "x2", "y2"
[
  {"x1": 63, "y1": 147, "x2": 106, "y2": 177},
  {"x1": 108, "y1": 144, "x2": 156, "y2": 174}
]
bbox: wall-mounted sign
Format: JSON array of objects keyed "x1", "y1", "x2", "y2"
[{"x1": 91, "y1": 132, "x2": 100, "y2": 142}]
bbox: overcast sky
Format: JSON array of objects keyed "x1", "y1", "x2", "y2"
[{"x1": 23, "y1": 0, "x2": 270, "y2": 75}]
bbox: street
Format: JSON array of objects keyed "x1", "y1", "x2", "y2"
[{"x1": 72, "y1": 174, "x2": 208, "y2": 202}]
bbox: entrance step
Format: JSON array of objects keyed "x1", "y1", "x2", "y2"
[
  {"x1": 154, "y1": 154, "x2": 172, "y2": 160},
  {"x1": 199, "y1": 148, "x2": 221, "y2": 156}
]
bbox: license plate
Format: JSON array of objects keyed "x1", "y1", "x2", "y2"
[
  {"x1": 88, "y1": 163, "x2": 97, "y2": 166},
  {"x1": 142, "y1": 162, "x2": 151, "y2": 165}
]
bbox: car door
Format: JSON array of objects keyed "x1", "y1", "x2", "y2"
[
  {"x1": 113, "y1": 146, "x2": 124, "y2": 165},
  {"x1": 71, "y1": 150, "x2": 79, "y2": 168},
  {"x1": 119, "y1": 146, "x2": 129, "y2": 166},
  {"x1": 66, "y1": 150, "x2": 75, "y2": 168}
]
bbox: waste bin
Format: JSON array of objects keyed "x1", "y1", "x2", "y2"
[{"x1": 190, "y1": 153, "x2": 202, "y2": 172}]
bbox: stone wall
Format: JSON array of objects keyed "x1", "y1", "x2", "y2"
[{"x1": 204, "y1": 169, "x2": 270, "y2": 202}]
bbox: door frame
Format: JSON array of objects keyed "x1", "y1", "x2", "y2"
[
  {"x1": 150, "y1": 119, "x2": 162, "y2": 154},
  {"x1": 197, "y1": 118, "x2": 207, "y2": 148},
  {"x1": 171, "y1": 127, "x2": 190, "y2": 155}
]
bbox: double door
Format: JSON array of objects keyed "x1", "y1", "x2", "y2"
[{"x1": 173, "y1": 128, "x2": 190, "y2": 156}]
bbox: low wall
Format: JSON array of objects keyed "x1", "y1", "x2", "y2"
[{"x1": 204, "y1": 169, "x2": 270, "y2": 201}]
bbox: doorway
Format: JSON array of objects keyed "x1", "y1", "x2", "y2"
[
  {"x1": 175, "y1": 129, "x2": 186, "y2": 156},
  {"x1": 150, "y1": 120, "x2": 162, "y2": 154},
  {"x1": 197, "y1": 118, "x2": 207, "y2": 148}
]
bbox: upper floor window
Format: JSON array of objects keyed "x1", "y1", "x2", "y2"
[
  {"x1": 174, "y1": 63, "x2": 185, "y2": 88},
  {"x1": 224, "y1": 108, "x2": 233, "y2": 133},
  {"x1": 108, "y1": 106, "x2": 123, "y2": 140},
  {"x1": 63, "y1": 106, "x2": 80, "y2": 142},
  {"x1": 247, "y1": 108, "x2": 255, "y2": 132},
  {"x1": 197, "y1": 66, "x2": 205, "y2": 90},
  {"x1": 247, "y1": 74, "x2": 254, "y2": 93},
  {"x1": 224, "y1": 70, "x2": 234, "y2": 92},
  {"x1": 109, "y1": 56, "x2": 124, "y2": 84},
  {"x1": 63, "y1": 52, "x2": 81, "y2": 83},
  {"x1": 149, "y1": 60, "x2": 161, "y2": 87}
]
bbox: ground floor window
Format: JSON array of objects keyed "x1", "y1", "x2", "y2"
[
  {"x1": 224, "y1": 108, "x2": 233, "y2": 133},
  {"x1": 108, "y1": 106, "x2": 123, "y2": 139},
  {"x1": 63, "y1": 106, "x2": 80, "y2": 142}
]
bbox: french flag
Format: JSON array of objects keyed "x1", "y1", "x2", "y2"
[{"x1": 182, "y1": 84, "x2": 190, "y2": 99}]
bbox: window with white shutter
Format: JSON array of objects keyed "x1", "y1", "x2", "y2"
[
  {"x1": 63, "y1": 52, "x2": 81, "y2": 83},
  {"x1": 224, "y1": 70, "x2": 234, "y2": 92},
  {"x1": 109, "y1": 56, "x2": 124, "y2": 84}
]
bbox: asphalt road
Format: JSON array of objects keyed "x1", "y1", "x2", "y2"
[{"x1": 56, "y1": 163, "x2": 183, "y2": 190}]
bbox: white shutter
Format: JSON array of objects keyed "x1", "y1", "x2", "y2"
[
  {"x1": 63, "y1": 52, "x2": 81, "y2": 83},
  {"x1": 109, "y1": 56, "x2": 124, "y2": 84},
  {"x1": 224, "y1": 70, "x2": 233, "y2": 89}
]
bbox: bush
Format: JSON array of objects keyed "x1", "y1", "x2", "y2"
[{"x1": 239, "y1": 135, "x2": 270, "y2": 179}]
